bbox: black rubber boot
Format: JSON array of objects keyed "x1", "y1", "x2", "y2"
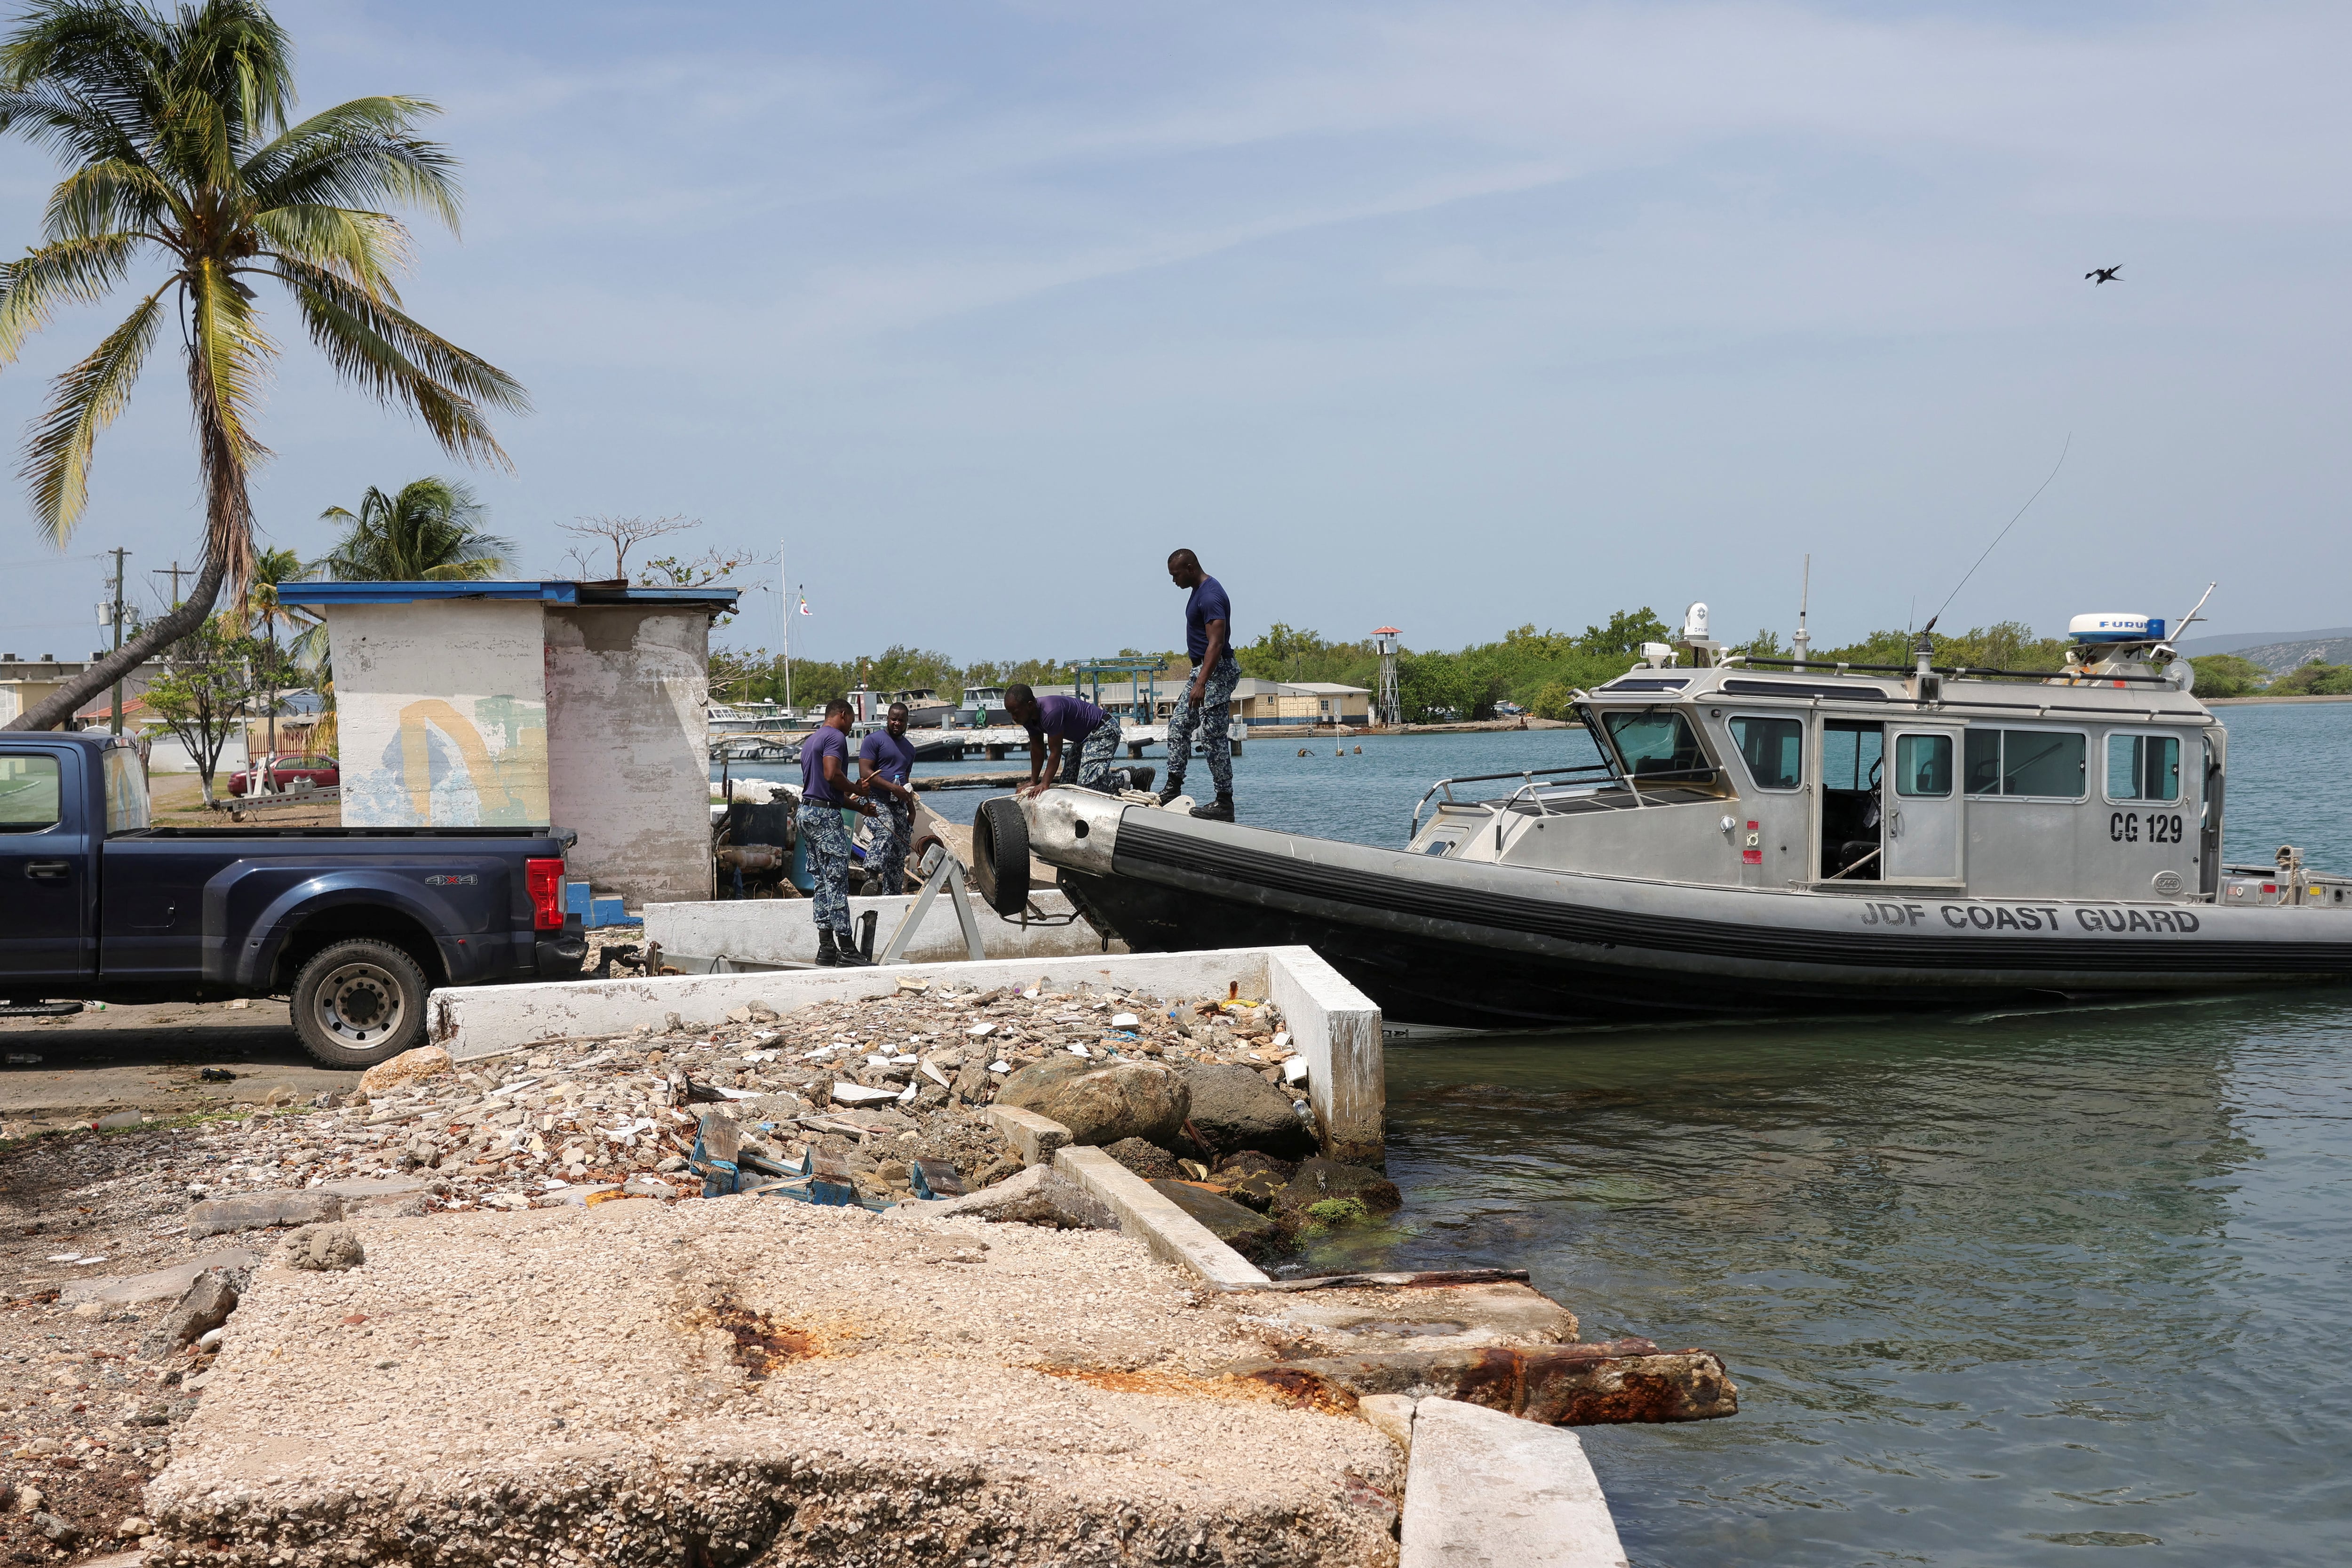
[
  {"x1": 1155, "y1": 781, "x2": 1185, "y2": 807},
  {"x1": 830, "y1": 926, "x2": 875, "y2": 968},
  {"x1": 1191, "y1": 794, "x2": 1235, "y2": 822},
  {"x1": 814, "y1": 927, "x2": 840, "y2": 967}
]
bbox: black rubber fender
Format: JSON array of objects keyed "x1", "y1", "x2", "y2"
[{"x1": 971, "y1": 796, "x2": 1032, "y2": 918}]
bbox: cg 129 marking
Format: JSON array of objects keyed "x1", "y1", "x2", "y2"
[{"x1": 2110, "y1": 812, "x2": 2185, "y2": 844}]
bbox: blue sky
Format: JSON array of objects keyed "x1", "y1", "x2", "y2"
[{"x1": 1, "y1": 0, "x2": 2346, "y2": 667}]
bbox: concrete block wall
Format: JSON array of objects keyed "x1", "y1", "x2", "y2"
[
  {"x1": 329, "y1": 600, "x2": 549, "y2": 827},
  {"x1": 544, "y1": 607, "x2": 712, "y2": 908}
]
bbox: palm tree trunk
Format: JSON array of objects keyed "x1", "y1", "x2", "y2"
[
  {"x1": 9, "y1": 339, "x2": 257, "y2": 735},
  {"x1": 3, "y1": 553, "x2": 227, "y2": 732}
]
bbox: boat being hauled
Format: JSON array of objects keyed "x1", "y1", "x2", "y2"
[{"x1": 984, "y1": 604, "x2": 2352, "y2": 1029}]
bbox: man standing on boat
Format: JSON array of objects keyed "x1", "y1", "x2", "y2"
[
  {"x1": 1008, "y1": 683, "x2": 1123, "y2": 796},
  {"x1": 855, "y1": 700, "x2": 921, "y2": 895},
  {"x1": 799, "y1": 698, "x2": 878, "y2": 967},
  {"x1": 1159, "y1": 548, "x2": 1239, "y2": 821}
]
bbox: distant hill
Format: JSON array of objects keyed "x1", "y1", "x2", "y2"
[{"x1": 2178, "y1": 627, "x2": 2352, "y2": 671}]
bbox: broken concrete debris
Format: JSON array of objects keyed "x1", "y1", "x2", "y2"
[{"x1": 0, "y1": 977, "x2": 1736, "y2": 1565}]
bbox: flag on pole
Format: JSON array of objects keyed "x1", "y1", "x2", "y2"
[{"x1": 797, "y1": 591, "x2": 811, "y2": 615}]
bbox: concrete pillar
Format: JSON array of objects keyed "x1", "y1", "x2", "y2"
[{"x1": 985, "y1": 744, "x2": 1006, "y2": 761}]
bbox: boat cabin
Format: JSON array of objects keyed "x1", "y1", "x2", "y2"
[{"x1": 1408, "y1": 634, "x2": 2243, "y2": 905}]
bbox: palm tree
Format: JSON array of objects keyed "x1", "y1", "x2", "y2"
[
  {"x1": 244, "y1": 541, "x2": 308, "y2": 759},
  {"x1": 0, "y1": 0, "x2": 526, "y2": 733},
  {"x1": 311, "y1": 476, "x2": 512, "y2": 581}
]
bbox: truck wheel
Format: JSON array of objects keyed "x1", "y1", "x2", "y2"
[{"x1": 291, "y1": 939, "x2": 429, "y2": 1069}]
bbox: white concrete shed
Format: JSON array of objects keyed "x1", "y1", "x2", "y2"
[{"x1": 278, "y1": 581, "x2": 739, "y2": 907}]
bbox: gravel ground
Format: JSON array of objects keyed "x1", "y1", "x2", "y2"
[{"x1": 0, "y1": 982, "x2": 1323, "y2": 1562}]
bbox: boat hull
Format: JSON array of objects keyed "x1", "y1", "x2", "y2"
[{"x1": 1049, "y1": 810, "x2": 2352, "y2": 1030}]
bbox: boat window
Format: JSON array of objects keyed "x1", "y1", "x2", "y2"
[
  {"x1": 2106, "y1": 732, "x2": 2181, "y2": 803},
  {"x1": 1821, "y1": 720, "x2": 1884, "y2": 791},
  {"x1": 0, "y1": 753, "x2": 62, "y2": 831},
  {"x1": 1894, "y1": 734, "x2": 1952, "y2": 796},
  {"x1": 1728, "y1": 715, "x2": 1803, "y2": 790},
  {"x1": 1600, "y1": 708, "x2": 1710, "y2": 781},
  {"x1": 1963, "y1": 728, "x2": 2087, "y2": 799}
]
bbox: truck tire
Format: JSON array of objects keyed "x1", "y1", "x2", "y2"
[
  {"x1": 971, "y1": 796, "x2": 1032, "y2": 918},
  {"x1": 291, "y1": 939, "x2": 429, "y2": 1069}
]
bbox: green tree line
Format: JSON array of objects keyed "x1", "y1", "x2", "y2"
[{"x1": 713, "y1": 613, "x2": 2130, "y2": 723}]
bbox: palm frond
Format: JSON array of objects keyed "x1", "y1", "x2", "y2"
[
  {"x1": 42, "y1": 155, "x2": 176, "y2": 242},
  {"x1": 243, "y1": 96, "x2": 461, "y2": 231},
  {"x1": 251, "y1": 203, "x2": 408, "y2": 291},
  {"x1": 0, "y1": 230, "x2": 143, "y2": 364},
  {"x1": 20, "y1": 284, "x2": 159, "y2": 540},
  {"x1": 0, "y1": 81, "x2": 143, "y2": 167},
  {"x1": 273, "y1": 257, "x2": 527, "y2": 466}
]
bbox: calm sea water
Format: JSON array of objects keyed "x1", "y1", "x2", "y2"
[{"x1": 725, "y1": 707, "x2": 2352, "y2": 1565}]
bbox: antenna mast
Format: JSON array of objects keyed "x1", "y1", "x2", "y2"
[{"x1": 1792, "y1": 554, "x2": 1811, "y2": 670}]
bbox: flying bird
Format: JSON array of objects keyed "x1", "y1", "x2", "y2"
[{"x1": 2086, "y1": 265, "x2": 2123, "y2": 285}]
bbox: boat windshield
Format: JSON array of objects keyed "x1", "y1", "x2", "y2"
[{"x1": 1601, "y1": 708, "x2": 1710, "y2": 781}]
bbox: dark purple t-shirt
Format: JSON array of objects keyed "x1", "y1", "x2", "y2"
[
  {"x1": 1185, "y1": 574, "x2": 1232, "y2": 662},
  {"x1": 1026, "y1": 694, "x2": 1106, "y2": 743},
  {"x1": 858, "y1": 728, "x2": 918, "y2": 787},
  {"x1": 800, "y1": 725, "x2": 849, "y2": 804}
]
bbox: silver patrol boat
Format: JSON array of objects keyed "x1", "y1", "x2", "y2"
[{"x1": 993, "y1": 604, "x2": 2352, "y2": 1029}]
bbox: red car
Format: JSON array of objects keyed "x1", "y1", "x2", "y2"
[{"x1": 227, "y1": 755, "x2": 340, "y2": 796}]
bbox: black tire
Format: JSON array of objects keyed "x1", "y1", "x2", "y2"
[
  {"x1": 971, "y1": 796, "x2": 1032, "y2": 918},
  {"x1": 290, "y1": 938, "x2": 429, "y2": 1069}
]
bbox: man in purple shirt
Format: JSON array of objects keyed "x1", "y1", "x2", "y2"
[
  {"x1": 854, "y1": 701, "x2": 922, "y2": 894},
  {"x1": 1006, "y1": 683, "x2": 1123, "y2": 797},
  {"x1": 1160, "y1": 548, "x2": 1239, "y2": 821},
  {"x1": 798, "y1": 698, "x2": 877, "y2": 966}
]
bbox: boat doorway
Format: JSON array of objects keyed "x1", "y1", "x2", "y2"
[
  {"x1": 1883, "y1": 725, "x2": 1965, "y2": 884},
  {"x1": 1819, "y1": 719, "x2": 1885, "y2": 880}
]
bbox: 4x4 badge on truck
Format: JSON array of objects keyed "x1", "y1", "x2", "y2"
[{"x1": 423, "y1": 874, "x2": 479, "y2": 886}]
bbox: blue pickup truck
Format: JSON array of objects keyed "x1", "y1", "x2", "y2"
[{"x1": 0, "y1": 731, "x2": 587, "y2": 1067}]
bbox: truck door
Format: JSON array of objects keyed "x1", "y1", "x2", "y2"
[
  {"x1": 1883, "y1": 727, "x2": 1965, "y2": 885},
  {"x1": 0, "y1": 746, "x2": 93, "y2": 991}
]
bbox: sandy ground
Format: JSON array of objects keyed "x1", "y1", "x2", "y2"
[{"x1": 0, "y1": 1002, "x2": 358, "y2": 1129}]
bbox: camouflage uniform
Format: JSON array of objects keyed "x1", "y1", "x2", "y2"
[
  {"x1": 1056, "y1": 715, "x2": 1124, "y2": 789},
  {"x1": 1164, "y1": 656, "x2": 1239, "y2": 797},
  {"x1": 865, "y1": 796, "x2": 914, "y2": 895},
  {"x1": 796, "y1": 800, "x2": 855, "y2": 934}
]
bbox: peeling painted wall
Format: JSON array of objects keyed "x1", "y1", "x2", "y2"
[
  {"x1": 544, "y1": 606, "x2": 712, "y2": 907},
  {"x1": 330, "y1": 601, "x2": 549, "y2": 827}
]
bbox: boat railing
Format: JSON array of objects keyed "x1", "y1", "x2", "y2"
[{"x1": 1411, "y1": 762, "x2": 1616, "y2": 837}]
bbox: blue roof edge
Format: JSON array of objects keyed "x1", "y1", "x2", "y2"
[{"x1": 274, "y1": 580, "x2": 740, "y2": 610}]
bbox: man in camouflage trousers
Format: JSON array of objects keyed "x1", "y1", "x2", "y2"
[
  {"x1": 1160, "y1": 548, "x2": 1240, "y2": 820},
  {"x1": 798, "y1": 698, "x2": 877, "y2": 967}
]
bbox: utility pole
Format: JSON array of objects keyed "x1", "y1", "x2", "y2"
[
  {"x1": 152, "y1": 560, "x2": 191, "y2": 608},
  {"x1": 107, "y1": 547, "x2": 130, "y2": 734}
]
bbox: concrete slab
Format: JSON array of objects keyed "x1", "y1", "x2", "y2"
[
  {"x1": 985, "y1": 1104, "x2": 1073, "y2": 1167},
  {"x1": 60, "y1": 1248, "x2": 261, "y2": 1305},
  {"x1": 646, "y1": 889, "x2": 1109, "y2": 967},
  {"x1": 312, "y1": 1174, "x2": 432, "y2": 1200},
  {"x1": 1055, "y1": 1145, "x2": 1272, "y2": 1291},
  {"x1": 425, "y1": 945, "x2": 1385, "y2": 1164},
  {"x1": 142, "y1": 1196, "x2": 1402, "y2": 1568},
  {"x1": 1398, "y1": 1397, "x2": 1628, "y2": 1568}
]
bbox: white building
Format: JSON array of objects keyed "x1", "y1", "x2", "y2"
[{"x1": 278, "y1": 581, "x2": 739, "y2": 907}]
